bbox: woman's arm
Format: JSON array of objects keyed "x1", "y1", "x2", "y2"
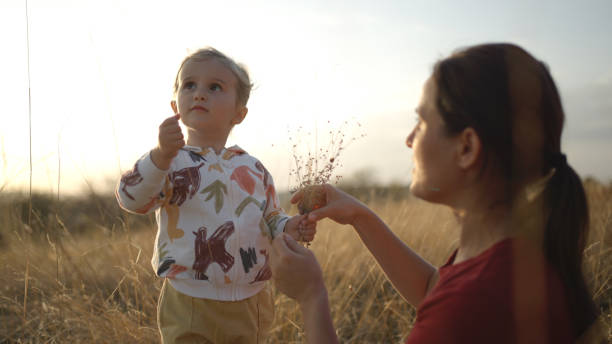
[
  {"x1": 270, "y1": 234, "x2": 339, "y2": 344},
  {"x1": 295, "y1": 185, "x2": 437, "y2": 306},
  {"x1": 350, "y1": 206, "x2": 437, "y2": 306},
  {"x1": 299, "y1": 288, "x2": 337, "y2": 344}
]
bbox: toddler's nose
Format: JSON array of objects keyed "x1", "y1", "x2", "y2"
[{"x1": 194, "y1": 94, "x2": 207, "y2": 101}]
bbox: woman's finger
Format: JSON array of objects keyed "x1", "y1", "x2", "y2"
[
  {"x1": 282, "y1": 233, "x2": 310, "y2": 255},
  {"x1": 290, "y1": 189, "x2": 304, "y2": 204},
  {"x1": 307, "y1": 205, "x2": 333, "y2": 222},
  {"x1": 271, "y1": 233, "x2": 303, "y2": 263},
  {"x1": 271, "y1": 232, "x2": 290, "y2": 257}
]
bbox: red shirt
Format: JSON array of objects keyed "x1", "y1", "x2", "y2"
[{"x1": 405, "y1": 239, "x2": 574, "y2": 344}]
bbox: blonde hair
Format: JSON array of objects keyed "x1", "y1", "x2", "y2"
[{"x1": 173, "y1": 47, "x2": 253, "y2": 106}]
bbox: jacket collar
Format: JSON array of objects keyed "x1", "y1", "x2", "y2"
[{"x1": 181, "y1": 145, "x2": 247, "y2": 157}]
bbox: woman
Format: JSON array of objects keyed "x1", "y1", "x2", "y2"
[{"x1": 270, "y1": 43, "x2": 601, "y2": 343}]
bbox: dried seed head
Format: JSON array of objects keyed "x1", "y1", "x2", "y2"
[{"x1": 288, "y1": 119, "x2": 364, "y2": 205}]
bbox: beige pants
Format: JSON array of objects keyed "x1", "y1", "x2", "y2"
[{"x1": 157, "y1": 279, "x2": 274, "y2": 344}]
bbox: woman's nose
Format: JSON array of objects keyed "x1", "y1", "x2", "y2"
[{"x1": 406, "y1": 131, "x2": 414, "y2": 148}]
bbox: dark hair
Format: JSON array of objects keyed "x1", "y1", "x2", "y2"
[{"x1": 432, "y1": 43, "x2": 597, "y2": 336}]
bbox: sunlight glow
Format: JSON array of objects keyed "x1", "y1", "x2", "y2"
[{"x1": 1, "y1": 0, "x2": 611, "y2": 195}]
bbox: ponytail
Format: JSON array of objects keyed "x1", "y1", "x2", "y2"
[{"x1": 543, "y1": 159, "x2": 598, "y2": 336}]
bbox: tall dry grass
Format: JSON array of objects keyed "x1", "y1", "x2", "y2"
[{"x1": 0, "y1": 183, "x2": 610, "y2": 343}]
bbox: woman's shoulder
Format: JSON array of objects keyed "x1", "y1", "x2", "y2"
[
  {"x1": 425, "y1": 240, "x2": 515, "y2": 314},
  {"x1": 414, "y1": 238, "x2": 573, "y2": 343},
  {"x1": 431, "y1": 238, "x2": 544, "y2": 309},
  {"x1": 426, "y1": 238, "x2": 573, "y2": 342}
]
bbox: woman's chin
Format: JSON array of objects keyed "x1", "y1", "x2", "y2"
[
  {"x1": 410, "y1": 181, "x2": 442, "y2": 203},
  {"x1": 409, "y1": 181, "x2": 425, "y2": 199}
]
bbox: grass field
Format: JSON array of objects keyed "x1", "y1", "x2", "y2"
[{"x1": 0, "y1": 181, "x2": 610, "y2": 343}]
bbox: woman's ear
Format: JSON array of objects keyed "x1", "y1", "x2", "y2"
[
  {"x1": 231, "y1": 106, "x2": 248, "y2": 125},
  {"x1": 170, "y1": 100, "x2": 178, "y2": 115},
  {"x1": 456, "y1": 127, "x2": 481, "y2": 169}
]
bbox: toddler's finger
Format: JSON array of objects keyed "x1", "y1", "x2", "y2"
[
  {"x1": 163, "y1": 122, "x2": 181, "y2": 131},
  {"x1": 299, "y1": 228, "x2": 316, "y2": 239},
  {"x1": 160, "y1": 130, "x2": 182, "y2": 140},
  {"x1": 298, "y1": 213, "x2": 317, "y2": 224},
  {"x1": 160, "y1": 122, "x2": 178, "y2": 134},
  {"x1": 301, "y1": 234, "x2": 315, "y2": 242},
  {"x1": 170, "y1": 132, "x2": 184, "y2": 140},
  {"x1": 298, "y1": 220, "x2": 315, "y2": 230},
  {"x1": 301, "y1": 224, "x2": 316, "y2": 232},
  {"x1": 162, "y1": 114, "x2": 179, "y2": 124}
]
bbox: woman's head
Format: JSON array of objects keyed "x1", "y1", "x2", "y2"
[
  {"x1": 431, "y1": 43, "x2": 563, "y2": 194},
  {"x1": 173, "y1": 47, "x2": 253, "y2": 107},
  {"x1": 417, "y1": 43, "x2": 596, "y2": 336},
  {"x1": 408, "y1": 43, "x2": 561, "y2": 205}
]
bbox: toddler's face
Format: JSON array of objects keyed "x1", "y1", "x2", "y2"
[{"x1": 171, "y1": 58, "x2": 247, "y2": 141}]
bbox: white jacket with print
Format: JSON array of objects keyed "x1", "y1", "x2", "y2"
[{"x1": 115, "y1": 145, "x2": 289, "y2": 301}]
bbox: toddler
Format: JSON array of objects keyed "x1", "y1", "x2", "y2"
[{"x1": 116, "y1": 47, "x2": 315, "y2": 343}]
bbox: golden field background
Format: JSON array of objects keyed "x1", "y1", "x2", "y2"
[{"x1": 0, "y1": 180, "x2": 610, "y2": 343}]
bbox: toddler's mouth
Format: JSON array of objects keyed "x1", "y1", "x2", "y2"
[{"x1": 191, "y1": 105, "x2": 209, "y2": 112}]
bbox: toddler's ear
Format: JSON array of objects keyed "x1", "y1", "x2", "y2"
[
  {"x1": 170, "y1": 100, "x2": 178, "y2": 115},
  {"x1": 232, "y1": 106, "x2": 248, "y2": 125}
]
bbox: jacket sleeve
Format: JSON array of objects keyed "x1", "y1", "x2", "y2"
[
  {"x1": 260, "y1": 162, "x2": 290, "y2": 239},
  {"x1": 115, "y1": 151, "x2": 169, "y2": 215}
]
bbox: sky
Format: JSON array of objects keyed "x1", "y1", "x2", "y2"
[{"x1": 1, "y1": 0, "x2": 611, "y2": 196}]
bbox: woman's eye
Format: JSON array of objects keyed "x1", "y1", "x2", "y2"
[
  {"x1": 209, "y1": 83, "x2": 222, "y2": 91},
  {"x1": 183, "y1": 81, "x2": 196, "y2": 90},
  {"x1": 415, "y1": 116, "x2": 422, "y2": 128}
]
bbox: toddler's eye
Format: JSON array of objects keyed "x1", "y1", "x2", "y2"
[
  {"x1": 209, "y1": 83, "x2": 222, "y2": 92},
  {"x1": 183, "y1": 81, "x2": 196, "y2": 90}
]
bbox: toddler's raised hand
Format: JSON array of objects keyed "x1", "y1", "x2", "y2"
[{"x1": 151, "y1": 114, "x2": 185, "y2": 170}]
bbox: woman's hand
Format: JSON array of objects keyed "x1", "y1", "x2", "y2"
[
  {"x1": 291, "y1": 184, "x2": 369, "y2": 226},
  {"x1": 270, "y1": 233, "x2": 339, "y2": 344},
  {"x1": 270, "y1": 233, "x2": 325, "y2": 304}
]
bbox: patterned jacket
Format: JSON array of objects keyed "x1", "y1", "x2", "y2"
[{"x1": 116, "y1": 145, "x2": 289, "y2": 301}]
